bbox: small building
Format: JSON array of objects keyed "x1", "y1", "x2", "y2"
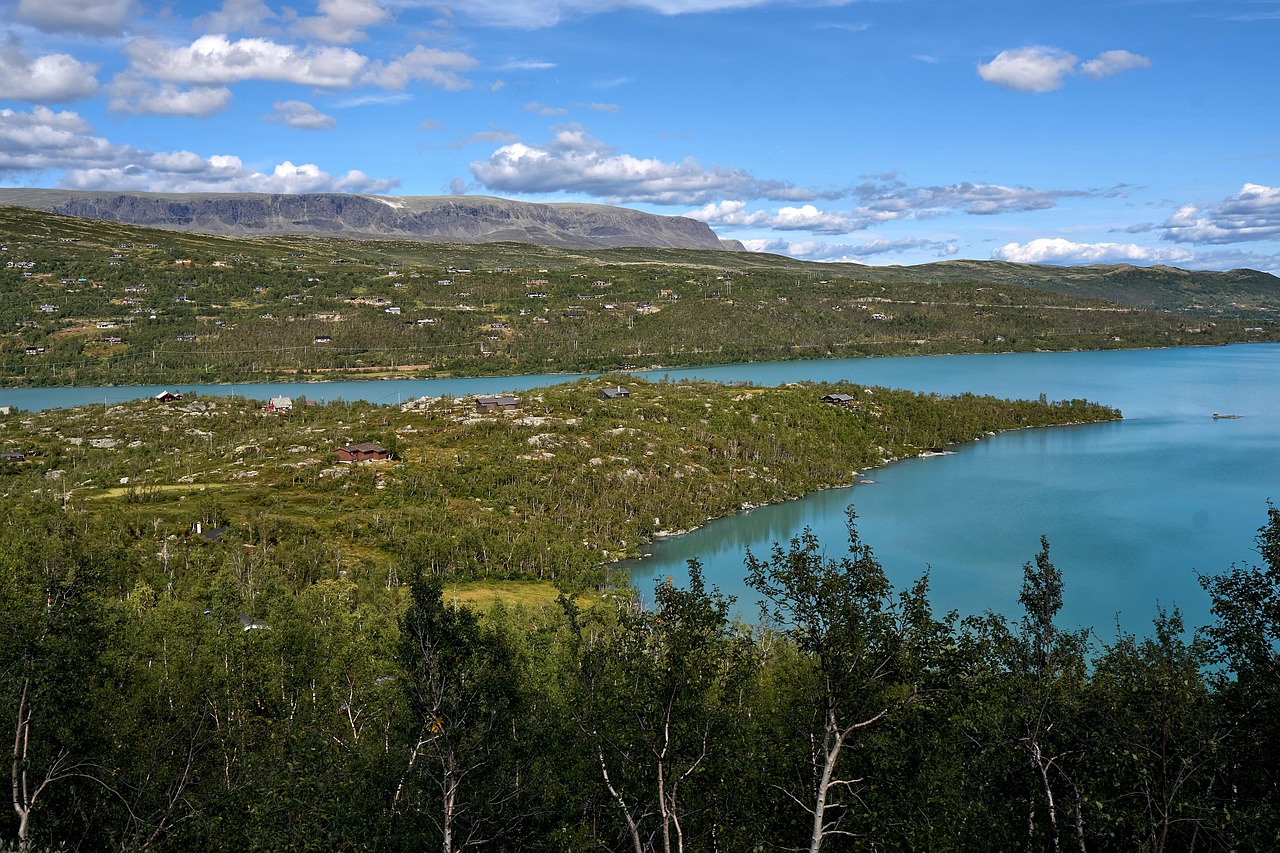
[
  {"x1": 475, "y1": 396, "x2": 521, "y2": 413},
  {"x1": 0, "y1": 452, "x2": 26, "y2": 463},
  {"x1": 314, "y1": 335, "x2": 332, "y2": 344},
  {"x1": 335, "y1": 442, "x2": 390, "y2": 463},
  {"x1": 266, "y1": 396, "x2": 293, "y2": 413},
  {"x1": 601, "y1": 386, "x2": 631, "y2": 400},
  {"x1": 155, "y1": 390, "x2": 183, "y2": 403},
  {"x1": 822, "y1": 393, "x2": 857, "y2": 406}
]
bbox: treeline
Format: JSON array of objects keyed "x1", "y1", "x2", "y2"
[{"x1": 5, "y1": 495, "x2": 1280, "y2": 852}]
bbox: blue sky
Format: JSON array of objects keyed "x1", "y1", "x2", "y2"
[{"x1": 1, "y1": 0, "x2": 1278, "y2": 271}]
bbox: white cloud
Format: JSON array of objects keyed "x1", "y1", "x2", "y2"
[
  {"x1": 265, "y1": 100, "x2": 337, "y2": 130},
  {"x1": 1160, "y1": 184, "x2": 1280, "y2": 245},
  {"x1": 991, "y1": 238, "x2": 1195, "y2": 265},
  {"x1": 742, "y1": 237, "x2": 956, "y2": 262},
  {"x1": 11, "y1": 0, "x2": 138, "y2": 36},
  {"x1": 0, "y1": 105, "x2": 396, "y2": 194},
  {"x1": 470, "y1": 127, "x2": 813, "y2": 205},
  {"x1": 123, "y1": 35, "x2": 369, "y2": 88},
  {"x1": 978, "y1": 46, "x2": 1151, "y2": 93},
  {"x1": 1080, "y1": 49, "x2": 1151, "y2": 80},
  {"x1": 0, "y1": 44, "x2": 99, "y2": 103},
  {"x1": 0, "y1": 107, "x2": 120, "y2": 176},
  {"x1": 687, "y1": 200, "x2": 860, "y2": 233},
  {"x1": 293, "y1": 0, "x2": 389, "y2": 44},
  {"x1": 362, "y1": 45, "x2": 478, "y2": 91},
  {"x1": 977, "y1": 47, "x2": 1078, "y2": 93},
  {"x1": 107, "y1": 78, "x2": 233, "y2": 117}
]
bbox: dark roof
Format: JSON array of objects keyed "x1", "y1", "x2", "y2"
[
  {"x1": 337, "y1": 442, "x2": 388, "y2": 454},
  {"x1": 601, "y1": 387, "x2": 631, "y2": 398}
]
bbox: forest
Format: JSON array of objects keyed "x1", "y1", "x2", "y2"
[
  {"x1": 1, "y1": 379, "x2": 1275, "y2": 851},
  {"x1": 5, "y1": 490, "x2": 1280, "y2": 852}
]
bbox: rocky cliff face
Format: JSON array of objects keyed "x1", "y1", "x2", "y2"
[{"x1": 0, "y1": 190, "x2": 736, "y2": 251}]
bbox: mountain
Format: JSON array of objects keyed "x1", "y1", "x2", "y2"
[{"x1": 0, "y1": 189, "x2": 735, "y2": 251}]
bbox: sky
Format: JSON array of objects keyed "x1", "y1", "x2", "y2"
[{"x1": 0, "y1": 0, "x2": 1278, "y2": 272}]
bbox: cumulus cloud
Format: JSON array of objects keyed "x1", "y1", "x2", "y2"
[
  {"x1": 0, "y1": 105, "x2": 397, "y2": 194},
  {"x1": 0, "y1": 43, "x2": 99, "y2": 103},
  {"x1": 978, "y1": 46, "x2": 1150, "y2": 93},
  {"x1": 977, "y1": 47, "x2": 1078, "y2": 93},
  {"x1": 1080, "y1": 49, "x2": 1152, "y2": 80},
  {"x1": 469, "y1": 127, "x2": 813, "y2": 205},
  {"x1": 991, "y1": 238, "x2": 1195, "y2": 265},
  {"x1": 124, "y1": 36, "x2": 369, "y2": 88},
  {"x1": 293, "y1": 0, "x2": 389, "y2": 44},
  {"x1": 1160, "y1": 184, "x2": 1280, "y2": 245},
  {"x1": 265, "y1": 100, "x2": 337, "y2": 130},
  {"x1": 687, "y1": 200, "x2": 861, "y2": 233},
  {"x1": 10, "y1": 0, "x2": 138, "y2": 36},
  {"x1": 107, "y1": 78, "x2": 233, "y2": 117}
]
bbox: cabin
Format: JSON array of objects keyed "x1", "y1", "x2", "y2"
[
  {"x1": 475, "y1": 396, "x2": 521, "y2": 413},
  {"x1": 265, "y1": 396, "x2": 293, "y2": 413},
  {"x1": 0, "y1": 452, "x2": 26, "y2": 463},
  {"x1": 601, "y1": 386, "x2": 631, "y2": 400},
  {"x1": 155, "y1": 390, "x2": 183, "y2": 403},
  {"x1": 822, "y1": 393, "x2": 857, "y2": 406},
  {"x1": 335, "y1": 442, "x2": 390, "y2": 463}
]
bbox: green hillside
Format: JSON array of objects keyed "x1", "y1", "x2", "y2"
[{"x1": 2, "y1": 205, "x2": 1276, "y2": 386}]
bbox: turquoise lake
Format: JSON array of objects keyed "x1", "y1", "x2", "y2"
[{"x1": 4, "y1": 344, "x2": 1277, "y2": 636}]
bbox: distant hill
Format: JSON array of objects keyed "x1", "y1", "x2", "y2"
[{"x1": 0, "y1": 189, "x2": 734, "y2": 252}]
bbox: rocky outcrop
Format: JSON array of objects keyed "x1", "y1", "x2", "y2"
[{"x1": 0, "y1": 189, "x2": 737, "y2": 251}]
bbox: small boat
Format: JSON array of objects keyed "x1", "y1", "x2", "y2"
[{"x1": 1212, "y1": 412, "x2": 1242, "y2": 419}]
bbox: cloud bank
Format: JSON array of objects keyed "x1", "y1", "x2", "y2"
[{"x1": 0, "y1": 106, "x2": 396, "y2": 193}]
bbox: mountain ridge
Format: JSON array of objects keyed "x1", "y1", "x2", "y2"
[{"x1": 0, "y1": 189, "x2": 741, "y2": 252}]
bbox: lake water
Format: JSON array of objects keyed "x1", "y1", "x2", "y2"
[
  {"x1": 633, "y1": 346, "x2": 1280, "y2": 638},
  {"x1": 4, "y1": 344, "x2": 1277, "y2": 636}
]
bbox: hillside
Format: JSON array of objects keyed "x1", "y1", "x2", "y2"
[{"x1": 1, "y1": 205, "x2": 1276, "y2": 387}]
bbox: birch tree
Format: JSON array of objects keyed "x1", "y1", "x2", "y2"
[{"x1": 745, "y1": 510, "x2": 917, "y2": 852}]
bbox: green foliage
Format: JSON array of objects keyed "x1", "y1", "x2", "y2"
[{"x1": 1, "y1": 206, "x2": 1274, "y2": 387}]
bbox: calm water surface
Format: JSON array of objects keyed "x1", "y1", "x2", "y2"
[
  {"x1": 4, "y1": 345, "x2": 1277, "y2": 635},
  {"x1": 631, "y1": 345, "x2": 1280, "y2": 637}
]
